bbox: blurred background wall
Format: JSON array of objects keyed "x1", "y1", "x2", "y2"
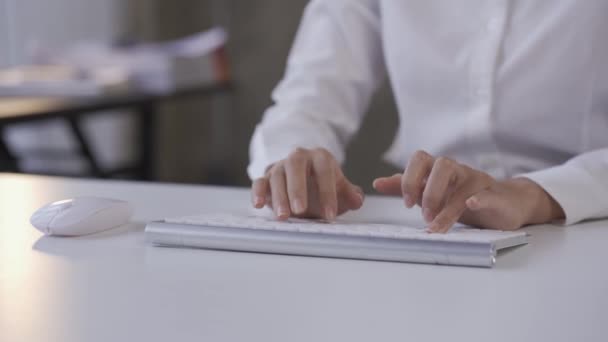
[
  {"x1": 1, "y1": 0, "x2": 124, "y2": 64},
  {"x1": 0, "y1": 0, "x2": 137, "y2": 175},
  {"x1": 2, "y1": 0, "x2": 400, "y2": 192}
]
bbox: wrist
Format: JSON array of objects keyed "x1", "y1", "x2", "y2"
[{"x1": 507, "y1": 178, "x2": 565, "y2": 225}]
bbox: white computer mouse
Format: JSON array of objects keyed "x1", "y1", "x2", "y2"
[{"x1": 30, "y1": 197, "x2": 134, "y2": 236}]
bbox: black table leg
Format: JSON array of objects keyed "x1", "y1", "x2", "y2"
[
  {"x1": 0, "y1": 125, "x2": 18, "y2": 173},
  {"x1": 67, "y1": 117, "x2": 104, "y2": 178},
  {"x1": 139, "y1": 103, "x2": 157, "y2": 181}
]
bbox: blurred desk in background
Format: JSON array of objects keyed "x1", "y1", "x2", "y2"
[{"x1": 0, "y1": 81, "x2": 233, "y2": 180}]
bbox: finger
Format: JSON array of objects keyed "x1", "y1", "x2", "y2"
[
  {"x1": 284, "y1": 151, "x2": 309, "y2": 214},
  {"x1": 348, "y1": 184, "x2": 365, "y2": 209},
  {"x1": 312, "y1": 151, "x2": 337, "y2": 221},
  {"x1": 251, "y1": 177, "x2": 269, "y2": 208},
  {"x1": 402, "y1": 150, "x2": 435, "y2": 208},
  {"x1": 269, "y1": 165, "x2": 291, "y2": 220},
  {"x1": 421, "y1": 157, "x2": 460, "y2": 223},
  {"x1": 372, "y1": 173, "x2": 402, "y2": 196},
  {"x1": 339, "y1": 177, "x2": 365, "y2": 211},
  {"x1": 427, "y1": 192, "x2": 470, "y2": 233}
]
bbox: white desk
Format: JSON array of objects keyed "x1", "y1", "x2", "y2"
[{"x1": 1, "y1": 174, "x2": 607, "y2": 342}]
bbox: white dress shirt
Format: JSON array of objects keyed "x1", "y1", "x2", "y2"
[{"x1": 248, "y1": 0, "x2": 608, "y2": 225}]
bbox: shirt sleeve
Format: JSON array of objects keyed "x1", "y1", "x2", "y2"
[
  {"x1": 519, "y1": 148, "x2": 608, "y2": 225},
  {"x1": 247, "y1": 0, "x2": 385, "y2": 180}
]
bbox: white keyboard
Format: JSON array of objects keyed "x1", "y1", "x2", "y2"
[
  {"x1": 164, "y1": 213, "x2": 525, "y2": 246},
  {"x1": 146, "y1": 213, "x2": 529, "y2": 267}
]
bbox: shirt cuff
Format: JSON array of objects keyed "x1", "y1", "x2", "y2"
[{"x1": 519, "y1": 165, "x2": 597, "y2": 225}]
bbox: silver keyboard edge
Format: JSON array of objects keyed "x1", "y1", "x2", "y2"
[{"x1": 145, "y1": 221, "x2": 497, "y2": 268}]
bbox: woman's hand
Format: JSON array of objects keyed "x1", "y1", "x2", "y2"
[
  {"x1": 373, "y1": 150, "x2": 564, "y2": 232},
  {"x1": 251, "y1": 148, "x2": 364, "y2": 220}
]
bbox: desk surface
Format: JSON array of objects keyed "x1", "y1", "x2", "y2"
[{"x1": 1, "y1": 174, "x2": 607, "y2": 342}]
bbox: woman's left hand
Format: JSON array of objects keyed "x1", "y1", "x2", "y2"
[{"x1": 373, "y1": 150, "x2": 564, "y2": 233}]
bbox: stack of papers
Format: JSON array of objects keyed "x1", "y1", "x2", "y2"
[{"x1": 0, "y1": 27, "x2": 228, "y2": 97}]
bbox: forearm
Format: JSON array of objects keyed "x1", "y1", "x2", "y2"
[{"x1": 248, "y1": 0, "x2": 385, "y2": 180}]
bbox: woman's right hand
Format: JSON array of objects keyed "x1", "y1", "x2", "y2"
[{"x1": 251, "y1": 147, "x2": 365, "y2": 220}]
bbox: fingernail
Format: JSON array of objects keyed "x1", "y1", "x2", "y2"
[
  {"x1": 277, "y1": 205, "x2": 289, "y2": 219},
  {"x1": 404, "y1": 194, "x2": 413, "y2": 208},
  {"x1": 357, "y1": 191, "x2": 364, "y2": 203},
  {"x1": 254, "y1": 196, "x2": 265, "y2": 207},
  {"x1": 467, "y1": 196, "x2": 479, "y2": 209},
  {"x1": 422, "y1": 208, "x2": 433, "y2": 223},
  {"x1": 293, "y1": 199, "x2": 305, "y2": 213},
  {"x1": 427, "y1": 222, "x2": 445, "y2": 233},
  {"x1": 325, "y1": 207, "x2": 336, "y2": 221}
]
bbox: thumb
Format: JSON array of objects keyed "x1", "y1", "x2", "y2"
[
  {"x1": 466, "y1": 189, "x2": 505, "y2": 211},
  {"x1": 340, "y1": 179, "x2": 365, "y2": 210},
  {"x1": 372, "y1": 173, "x2": 403, "y2": 196}
]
